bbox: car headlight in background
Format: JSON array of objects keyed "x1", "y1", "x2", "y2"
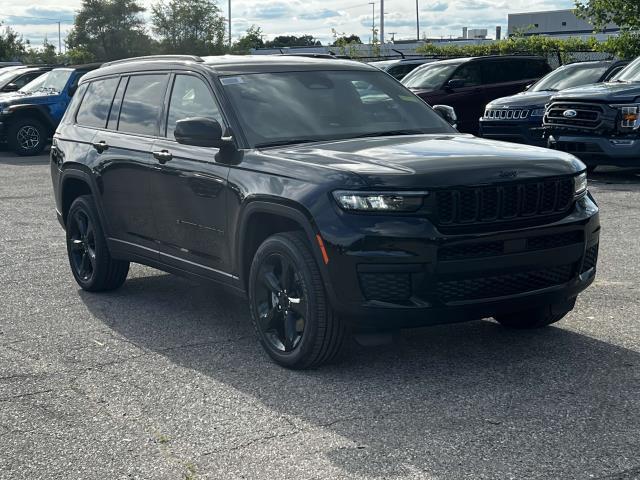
[
  {"x1": 575, "y1": 172, "x2": 587, "y2": 196},
  {"x1": 612, "y1": 104, "x2": 640, "y2": 130},
  {"x1": 530, "y1": 108, "x2": 546, "y2": 117},
  {"x1": 332, "y1": 191, "x2": 427, "y2": 212}
]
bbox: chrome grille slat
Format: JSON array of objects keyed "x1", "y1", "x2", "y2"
[{"x1": 484, "y1": 108, "x2": 530, "y2": 121}]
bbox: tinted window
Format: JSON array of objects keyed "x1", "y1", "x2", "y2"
[
  {"x1": 531, "y1": 63, "x2": 609, "y2": 92},
  {"x1": 118, "y1": 74, "x2": 168, "y2": 136},
  {"x1": 13, "y1": 72, "x2": 41, "y2": 88},
  {"x1": 76, "y1": 77, "x2": 120, "y2": 128},
  {"x1": 107, "y1": 78, "x2": 127, "y2": 130},
  {"x1": 402, "y1": 63, "x2": 461, "y2": 90},
  {"x1": 451, "y1": 63, "x2": 483, "y2": 86},
  {"x1": 483, "y1": 59, "x2": 549, "y2": 84},
  {"x1": 166, "y1": 75, "x2": 222, "y2": 140},
  {"x1": 221, "y1": 70, "x2": 455, "y2": 148}
]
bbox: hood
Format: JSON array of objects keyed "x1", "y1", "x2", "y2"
[
  {"x1": 488, "y1": 90, "x2": 554, "y2": 108},
  {"x1": 265, "y1": 134, "x2": 583, "y2": 189},
  {"x1": 552, "y1": 82, "x2": 640, "y2": 103},
  {"x1": 0, "y1": 90, "x2": 57, "y2": 106}
]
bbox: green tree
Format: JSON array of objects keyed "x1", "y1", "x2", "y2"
[
  {"x1": 66, "y1": 0, "x2": 154, "y2": 62},
  {"x1": 151, "y1": 0, "x2": 227, "y2": 55},
  {"x1": 575, "y1": 0, "x2": 640, "y2": 31},
  {"x1": 334, "y1": 34, "x2": 362, "y2": 45},
  {"x1": 0, "y1": 25, "x2": 26, "y2": 61},
  {"x1": 265, "y1": 35, "x2": 321, "y2": 48},
  {"x1": 232, "y1": 25, "x2": 265, "y2": 54},
  {"x1": 23, "y1": 39, "x2": 59, "y2": 64}
]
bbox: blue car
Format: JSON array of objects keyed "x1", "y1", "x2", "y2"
[
  {"x1": 0, "y1": 63, "x2": 100, "y2": 156},
  {"x1": 479, "y1": 60, "x2": 628, "y2": 147}
]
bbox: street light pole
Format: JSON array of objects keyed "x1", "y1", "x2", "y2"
[
  {"x1": 416, "y1": 0, "x2": 420, "y2": 40},
  {"x1": 228, "y1": 0, "x2": 232, "y2": 48},
  {"x1": 57, "y1": 21, "x2": 61, "y2": 55},
  {"x1": 369, "y1": 2, "x2": 375, "y2": 44}
]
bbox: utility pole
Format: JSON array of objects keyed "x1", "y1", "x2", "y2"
[
  {"x1": 379, "y1": 0, "x2": 384, "y2": 44},
  {"x1": 389, "y1": 32, "x2": 396, "y2": 42},
  {"x1": 368, "y1": 2, "x2": 375, "y2": 44},
  {"x1": 416, "y1": 0, "x2": 420, "y2": 40},
  {"x1": 57, "y1": 21, "x2": 61, "y2": 55},
  {"x1": 228, "y1": 0, "x2": 232, "y2": 48}
]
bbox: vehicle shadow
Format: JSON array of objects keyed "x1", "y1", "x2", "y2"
[
  {"x1": 589, "y1": 166, "x2": 640, "y2": 185},
  {"x1": 81, "y1": 272, "x2": 640, "y2": 479}
]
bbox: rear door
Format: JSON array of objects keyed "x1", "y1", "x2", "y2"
[
  {"x1": 88, "y1": 73, "x2": 170, "y2": 258},
  {"x1": 150, "y1": 72, "x2": 232, "y2": 276},
  {"x1": 481, "y1": 58, "x2": 550, "y2": 105}
]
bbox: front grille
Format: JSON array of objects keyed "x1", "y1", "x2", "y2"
[
  {"x1": 435, "y1": 178, "x2": 574, "y2": 228},
  {"x1": 359, "y1": 272, "x2": 411, "y2": 303},
  {"x1": 544, "y1": 102, "x2": 604, "y2": 130},
  {"x1": 484, "y1": 108, "x2": 530, "y2": 120},
  {"x1": 439, "y1": 230, "x2": 583, "y2": 261},
  {"x1": 581, "y1": 243, "x2": 599, "y2": 273},
  {"x1": 436, "y1": 264, "x2": 575, "y2": 303}
]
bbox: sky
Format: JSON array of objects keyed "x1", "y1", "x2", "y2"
[{"x1": 0, "y1": 0, "x2": 575, "y2": 51}]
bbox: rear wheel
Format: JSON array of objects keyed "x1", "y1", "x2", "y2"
[
  {"x1": 248, "y1": 231, "x2": 347, "y2": 369},
  {"x1": 66, "y1": 195, "x2": 129, "y2": 292},
  {"x1": 495, "y1": 299, "x2": 575, "y2": 329},
  {"x1": 8, "y1": 118, "x2": 48, "y2": 156}
]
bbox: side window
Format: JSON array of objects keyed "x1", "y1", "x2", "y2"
[
  {"x1": 450, "y1": 63, "x2": 483, "y2": 87},
  {"x1": 118, "y1": 74, "x2": 169, "y2": 136},
  {"x1": 75, "y1": 77, "x2": 120, "y2": 128},
  {"x1": 14, "y1": 73, "x2": 39, "y2": 88},
  {"x1": 166, "y1": 75, "x2": 222, "y2": 140},
  {"x1": 517, "y1": 59, "x2": 550, "y2": 79}
]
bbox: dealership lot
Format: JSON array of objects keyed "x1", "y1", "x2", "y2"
[{"x1": 1, "y1": 150, "x2": 639, "y2": 479}]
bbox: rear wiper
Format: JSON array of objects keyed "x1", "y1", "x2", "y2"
[{"x1": 254, "y1": 138, "x2": 327, "y2": 148}]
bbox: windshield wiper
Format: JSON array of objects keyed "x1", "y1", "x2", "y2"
[
  {"x1": 254, "y1": 138, "x2": 328, "y2": 148},
  {"x1": 350, "y1": 129, "x2": 426, "y2": 139}
]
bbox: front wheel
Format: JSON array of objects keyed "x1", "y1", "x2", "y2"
[
  {"x1": 8, "y1": 118, "x2": 48, "y2": 156},
  {"x1": 248, "y1": 231, "x2": 347, "y2": 369},
  {"x1": 494, "y1": 299, "x2": 575, "y2": 329}
]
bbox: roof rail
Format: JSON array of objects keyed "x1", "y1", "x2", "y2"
[{"x1": 102, "y1": 55, "x2": 204, "y2": 67}]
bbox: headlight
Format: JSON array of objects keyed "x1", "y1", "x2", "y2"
[
  {"x1": 612, "y1": 104, "x2": 640, "y2": 130},
  {"x1": 530, "y1": 108, "x2": 546, "y2": 117},
  {"x1": 332, "y1": 190, "x2": 427, "y2": 212},
  {"x1": 574, "y1": 172, "x2": 587, "y2": 196}
]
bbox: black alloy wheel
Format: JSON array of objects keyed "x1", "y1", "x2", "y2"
[
  {"x1": 68, "y1": 208, "x2": 97, "y2": 283},
  {"x1": 248, "y1": 232, "x2": 347, "y2": 369}
]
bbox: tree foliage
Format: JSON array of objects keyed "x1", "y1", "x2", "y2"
[
  {"x1": 67, "y1": 0, "x2": 153, "y2": 61},
  {"x1": 265, "y1": 35, "x2": 320, "y2": 48},
  {"x1": 0, "y1": 26, "x2": 26, "y2": 61},
  {"x1": 232, "y1": 26, "x2": 265, "y2": 54},
  {"x1": 151, "y1": 0, "x2": 226, "y2": 56},
  {"x1": 575, "y1": 0, "x2": 640, "y2": 31}
]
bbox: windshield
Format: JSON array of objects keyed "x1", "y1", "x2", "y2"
[
  {"x1": 401, "y1": 63, "x2": 460, "y2": 90},
  {"x1": 612, "y1": 57, "x2": 640, "y2": 82},
  {"x1": 221, "y1": 70, "x2": 455, "y2": 148},
  {"x1": 19, "y1": 69, "x2": 72, "y2": 93},
  {"x1": 0, "y1": 68, "x2": 24, "y2": 88},
  {"x1": 531, "y1": 63, "x2": 609, "y2": 92}
]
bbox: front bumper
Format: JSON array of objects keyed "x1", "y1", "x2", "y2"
[
  {"x1": 318, "y1": 194, "x2": 600, "y2": 328},
  {"x1": 479, "y1": 118, "x2": 546, "y2": 147},
  {"x1": 548, "y1": 134, "x2": 640, "y2": 167}
]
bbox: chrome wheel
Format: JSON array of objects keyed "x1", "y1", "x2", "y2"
[
  {"x1": 254, "y1": 252, "x2": 307, "y2": 352},
  {"x1": 16, "y1": 125, "x2": 41, "y2": 150}
]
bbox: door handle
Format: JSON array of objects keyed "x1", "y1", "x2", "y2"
[
  {"x1": 153, "y1": 149, "x2": 173, "y2": 164},
  {"x1": 92, "y1": 140, "x2": 109, "y2": 153}
]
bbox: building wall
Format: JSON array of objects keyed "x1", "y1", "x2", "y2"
[{"x1": 508, "y1": 9, "x2": 619, "y2": 38}]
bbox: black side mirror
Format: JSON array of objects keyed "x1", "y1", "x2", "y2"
[
  {"x1": 445, "y1": 79, "x2": 465, "y2": 91},
  {"x1": 433, "y1": 105, "x2": 458, "y2": 129},
  {"x1": 175, "y1": 117, "x2": 225, "y2": 148},
  {"x1": 3, "y1": 83, "x2": 18, "y2": 92}
]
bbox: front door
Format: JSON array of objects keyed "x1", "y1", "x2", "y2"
[
  {"x1": 439, "y1": 62, "x2": 487, "y2": 134},
  {"x1": 150, "y1": 73, "x2": 232, "y2": 277}
]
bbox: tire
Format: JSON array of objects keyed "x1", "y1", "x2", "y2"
[
  {"x1": 8, "y1": 118, "x2": 48, "y2": 156},
  {"x1": 495, "y1": 299, "x2": 575, "y2": 329},
  {"x1": 248, "y1": 231, "x2": 347, "y2": 369},
  {"x1": 65, "y1": 195, "x2": 129, "y2": 292}
]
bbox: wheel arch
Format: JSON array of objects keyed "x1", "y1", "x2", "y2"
[
  {"x1": 236, "y1": 199, "x2": 331, "y2": 294},
  {"x1": 59, "y1": 166, "x2": 107, "y2": 231},
  {"x1": 7, "y1": 105, "x2": 56, "y2": 132}
]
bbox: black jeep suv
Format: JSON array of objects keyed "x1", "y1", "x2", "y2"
[{"x1": 51, "y1": 55, "x2": 599, "y2": 368}]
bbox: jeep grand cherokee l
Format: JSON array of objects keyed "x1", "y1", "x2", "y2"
[
  {"x1": 544, "y1": 56, "x2": 640, "y2": 171},
  {"x1": 50, "y1": 55, "x2": 599, "y2": 369}
]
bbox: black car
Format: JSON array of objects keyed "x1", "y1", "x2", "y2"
[
  {"x1": 480, "y1": 60, "x2": 628, "y2": 146},
  {"x1": 402, "y1": 56, "x2": 552, "y2": 134},
  {"x1": 0, "y1": 65, "x2": 53, "y2": 93},
  {"x1": 51, "y1": 55, "x2": 599, "y2": 368},
  {"x1": 544, "y1": 56, "x2": 640, "y2": 171}
]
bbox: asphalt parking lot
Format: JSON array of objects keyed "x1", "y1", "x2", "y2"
[{"x1": 1, "y1": 149, "x2": 639, "y2": 480}]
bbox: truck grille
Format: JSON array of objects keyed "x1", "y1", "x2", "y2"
[
  {"x1": 484, "y1": 108, "x2": 530, "y2": 120},
  {"x1": 436, "y1": 263, "x2": 575, "y2": 303},
  {"x1": 544, "y1": 102, "x2": 603, "y2": 130},
  {"x1": 435, "y1": 178, "x2": 574, "y2": 228}
]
